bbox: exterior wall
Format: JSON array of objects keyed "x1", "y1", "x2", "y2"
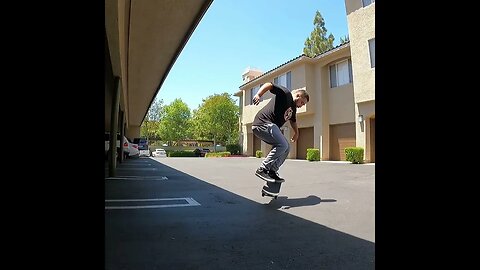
[
  {"x1": 310, "y1": 62, "x2": 328, "y2": 159},
  {"x1": 345, "y1": 0, "x2": 375, "y2": 162},
  {"x1": 238, "y1": 95, "x2": 243, "y2": 116},
  {"x1": 355, "y1": 100, "x2": 375, "y2": 160},
  {"x1": 238, "y1": 45, "x2": 356, "y2": 160},
  {"x1": 241, "y1": 124, "x2": 254, "y2": 156},
  {"x1": 346, "y1": 1, "x2": 375, "y2": 104},
  {"x1": 345, "y1": 0, "x2": 363, "y2": 15},
  {"x1": 236, "y1": 3, "x2": 375, "y2": 162},
  {"x1": 242, "y1": 68, "x2": 263, "y2": 82},
  {"x1": 240, "y1": 60, "x2": 310, "y2": 158},
  {"x1": 240, "y1": 61, "x2": 309, "y2": 125},
  {"x1": 328, "y1": 83, "x2": 355, "y2": 125},
  {"x1": 290, "y1": 64, "x2": 312, "y2": 115},
  {"x1": 316, "y1": 49, "x2": 354, "y2": 160}
]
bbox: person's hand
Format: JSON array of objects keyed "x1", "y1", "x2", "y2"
[
  {"x1": 252, "y1": 94, "x2": 261, "y2": 105},
  {"x1": 290, "y1": 133, "x2": 299, "y2": 143}
]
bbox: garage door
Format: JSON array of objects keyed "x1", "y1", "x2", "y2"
[
  {"x1": 296, "y1": 127, "x2": 314, "y2": 159},
  {"x1": 370, "y1": 118, "x2": 375, "y2": 162},
  {"x1": 329, "y1": 123, "x2": 356, "y2": 161}
]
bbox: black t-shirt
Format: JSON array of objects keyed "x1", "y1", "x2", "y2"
[{"x1": 252, "y1": 83, "x2": 296, "y2": 127}]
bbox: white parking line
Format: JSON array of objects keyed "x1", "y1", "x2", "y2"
[
  {"x1": 105, "y1": 197, "x2": 201, "y2": 210},
  {"x1": 105, "y1": 176, "x2": 168, "y2": 180},
  {"x1": 116, "y1": 167, "x2": 158, "y2": 171},
  {"x1": 120, "y1": 163, "x2": 152, "y2": 166}
]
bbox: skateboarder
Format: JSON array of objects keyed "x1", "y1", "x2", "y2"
[{"x1": 252, "y1": 82, "x2": 309, "y2": 183}]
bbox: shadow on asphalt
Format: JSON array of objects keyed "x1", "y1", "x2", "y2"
[
  {"x1": 264, "y1": 195, "x2": 336, "y2": 210},
  {"x1": 105, "y1": 158, "x2": 374, "y2": 270}
]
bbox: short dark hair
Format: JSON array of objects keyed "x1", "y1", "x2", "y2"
[{"x1": 293, "y1": 89, "x2": 309, "y2": 102}]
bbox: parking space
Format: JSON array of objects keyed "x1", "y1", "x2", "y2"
[{"x1": 105, "y1": 157, "x2": 375, "y2": 269}]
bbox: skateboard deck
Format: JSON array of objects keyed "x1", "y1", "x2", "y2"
[{"x1": 261, "y1": 181, "x2": 282, "y2": 199}]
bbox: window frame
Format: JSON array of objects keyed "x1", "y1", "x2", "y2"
[
  {"x1": 368, "y1": 38, "x2": 375, "y2": 68},
  {"x1": 247, "y1": 84, "x2": 261, "y2": 105},
  {"x1": 273, "y1": 71, "x2": 292, "y2": 90},
  {"x1": 329, "y1": 59, "x2": 353, "y2": 88},
  {"x1": 362, "y1": 0, "x2": 375, "y2": 8}
]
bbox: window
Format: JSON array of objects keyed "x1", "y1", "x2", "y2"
[
  {"x1": 248, "y1": 85, "x2": 261, "y2": 105},
  {"x1": 362, "y1": 0, "x2": 375, "y2": 7},
  {"x1": 248, "y1": 88, "x2": 253, "y2": 105},
  {"x1": 274, "y1": 71, "x2": 291, "y2": 90},
  {"x1": 368, "y1": 38, "x2": 375, "y2": 68},
  {"x1": 248, "y1": 88, "x2": 252, "y2": 105},
  {"x1": 329, "y1": 59, "x2": 353, "y2": 88},
  {"x1": 253, "y1": 85, "x2": 260, "y2": 102}
]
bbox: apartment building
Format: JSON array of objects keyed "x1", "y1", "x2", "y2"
[
  {"x1": 345, "y1": 0, "x2": 375, "y2": 162},
  {"x1": 234, "y1": 0, "x2": 375, "y2": 162},
  {"x1": 235, "y1": 43, "x2": 355, "y2": 161}
]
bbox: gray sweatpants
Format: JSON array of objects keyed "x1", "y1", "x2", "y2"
[{"x1": 252, "y1": 123, "x2": 290, "y2": 172}]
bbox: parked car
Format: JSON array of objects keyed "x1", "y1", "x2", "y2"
[
  {"x1": 104, "y1": 133, "x2": 138, "y2": 159},
  {"x1": 133, "y1": 137, "x2": 150, "y2": 157},
  {"x1": 126, "y1": 138, "x2": 139, "y2": 158},
  {"x1": 152, "y1": 148, "x2": 167, "y2": 157},
  {"x1": 194, "y1": 148, "x2": 211, "y2": 157}
]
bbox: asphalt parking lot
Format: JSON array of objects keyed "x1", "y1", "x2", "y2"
[{"x1": 105, "y1": 157, "x2": 375, "y2": 269}]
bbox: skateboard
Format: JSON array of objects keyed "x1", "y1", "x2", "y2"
[
  {"x1": 255, "y1": 172, "x2": 284, "y2": 199},
  {"x1": 261, "y1": 181, "x2": 282, "y2": 199}
]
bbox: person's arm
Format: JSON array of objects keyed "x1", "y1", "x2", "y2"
[
  {"x1": 252, "y1": 82, "x2": 273, "y2": 105},
  {"x1": 290, "y1": 120, "x2": 299, "y2": 142}
]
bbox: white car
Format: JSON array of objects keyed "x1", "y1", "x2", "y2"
[
  {"x1": 152, "y1": 148, "x2": 167, "y2": 157},
  {"x1": 105, "y1": 133, "x2": 139, "y2": 159},
  {"x1": 134, "y1": 138, "x2": 150, "y2": 157},
  {"x1": 126, "y1": 139, "x2": 139, "y2": 158},
  {"x1": 139, "y1": 149, "x2": 150, "y2": 157}
]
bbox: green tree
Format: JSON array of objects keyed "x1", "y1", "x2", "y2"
[
  {"x1": 191, "y1": 93, "x2": 239, "y2": 150},
  {"x1": 303, "y1": 10, "x2": 335, "y2": 57},
  {"x1": 158, "y1": 98, "x2": 192, "y2": 144},
  {"x1": 141, "y1": 97, "x2": 164, "y2": 141},
  {"x1": 340, "y1": 35, "x2": 350, "y2": 44}
]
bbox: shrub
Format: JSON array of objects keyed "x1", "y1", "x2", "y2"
[
  {"x1": 205, "y1": 151, "x2": 231, "y2": 157},
  {"x1": 306, "y1": 148, "x2": 320, "y2": 161},
  {"x1": 226, "y1": 144, "x2": 241, "y2": 155},
  {"x1": 345, "y1": 147, "x2": 364, "y2": 164},
  {"x1": 168, "y1": 150, "x2": 197, "y2": 157},
  {"x1": 255, "y1": 150, "x2": 262, "y2": 158}
]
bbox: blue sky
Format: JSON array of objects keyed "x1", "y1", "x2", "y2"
[{"x1": 158, "y1": 0, "x2": 349, "y2": 110}]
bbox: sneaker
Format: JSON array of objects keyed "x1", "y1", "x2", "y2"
[
  {"x1": 255, "y1": 168, "x2": 276, "y2": 182},
  {"x1": 268, "y1": 170, "x2": 285, "y2": 183}
]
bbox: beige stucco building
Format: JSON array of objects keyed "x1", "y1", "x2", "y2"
[
  {"x1": 346, "y1": 0, "x2": 375, "y2": 162},
  {"x1": 234, "y1": 0, "x2": 375, "y2": 162}
]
